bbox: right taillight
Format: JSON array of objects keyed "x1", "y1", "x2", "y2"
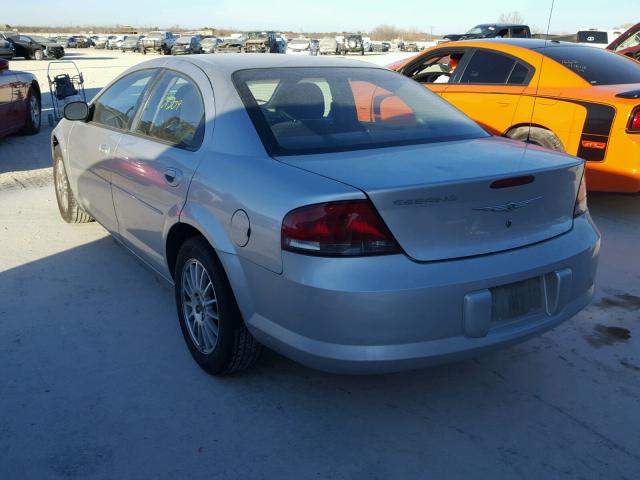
[
  {"x1": 281, "y1": 200, "x2": 400, "y2": 257},
  {"x1": 627, "y1": 107, "x2": 640, "y2": 133},
  {"x1": 574, "y1": 171, "x2": 588, "y2": 218}
]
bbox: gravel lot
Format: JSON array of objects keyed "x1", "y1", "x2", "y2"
[{"x1": 1, "y1": 50, "x2": 639, "y2": 480}]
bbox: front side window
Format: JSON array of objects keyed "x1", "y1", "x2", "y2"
[
  {"x1": 234, "y1": 67, "x2": 487, "y2": 156},
  {"x1": 542, "y1": 45, "x2": 640, "y2": 85},
  {"x1": 403, "y1": 51, "x2": 468, "y2": 84},
  {"x1": 92, "y1": 69, "x2": 155, "y2": 129},
  {"x1": 135, "y1": 71, "x2": 205, "y2": 149},
  {"x1": 460, "y1": 50, "x2": 526, "y2": 84}
]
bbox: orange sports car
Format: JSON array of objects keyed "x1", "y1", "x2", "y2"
[{"x1": 388, "y1": 39, "x2": 640, "y2": 193}]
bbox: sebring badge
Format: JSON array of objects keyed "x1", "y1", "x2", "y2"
[{"x1": 473, "y1": 196, "x2": 542, "y2": 213}]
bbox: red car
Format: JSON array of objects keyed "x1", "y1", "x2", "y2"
[
  {"x1": 608, "y1": 23, "x2": 640, "y2": 60},
  {"x1": 0, "y1": 58, "x2": 41, "y2": 139}
]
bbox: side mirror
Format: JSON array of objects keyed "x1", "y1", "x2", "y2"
[
  {"x1": 0, "y1": 59, "x2": 8, "y2": 71},
  {"x1": 63, "y1": 101, "x2": 90, "y2": 122}
]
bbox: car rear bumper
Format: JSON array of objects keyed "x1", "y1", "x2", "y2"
[{"x1": 222, "y1": 214, "x2": 600, "y2": 374}]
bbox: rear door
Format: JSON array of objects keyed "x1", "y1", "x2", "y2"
[
  {"x1": 68, "y1": 69, "x2": 157, "y2": 233},
  {"x1": 443, "y1": 48, "x2": 532, "y2": 135},
  {"x1": 111, "y1": 63, "x2": 210, "y2": 275}
]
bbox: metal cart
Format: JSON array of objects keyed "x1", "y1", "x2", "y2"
[{"x1": 46, "y1": 61, "x2": 86, "y2": 126}]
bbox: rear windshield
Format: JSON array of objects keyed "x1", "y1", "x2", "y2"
[
  {"x1": 542, "y1": 46, "x2": 640, "y2": 85},
  {"x1": 577, "y1": 31, "x2": 609, "y2": 44},
  {"x1": 233, "y1": 67, "x2": 487, "y2": 156}
]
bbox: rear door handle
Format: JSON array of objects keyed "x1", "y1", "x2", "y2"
[{"x1": 163, "y1": 168, "x2": 183, "y2": 187}]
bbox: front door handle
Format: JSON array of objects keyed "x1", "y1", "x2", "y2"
[{"x1": 163, "y1": 168, "x2": 183, "y2": 187}]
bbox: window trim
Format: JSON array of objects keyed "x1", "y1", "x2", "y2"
[
  {"x1": 128, "y1": 68, "x2": 206, "y2": 152},
  {"x1": 89, "y1": 68, "x2": 160, "y2": 133},
  {"x1": 451, "y1": 48, "x2": 535, "y2": 86}
]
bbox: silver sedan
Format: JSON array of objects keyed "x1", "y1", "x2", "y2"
[{"x1": 52, "y1": 55, "x2": 600, "y2": 375}]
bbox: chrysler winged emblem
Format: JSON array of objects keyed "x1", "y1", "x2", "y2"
[{"x1": 473, "y1": 196, "x2": 542, "y2": 213}]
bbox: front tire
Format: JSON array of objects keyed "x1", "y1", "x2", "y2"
[
  {"x1": 53, "y1": 148, "x2": 93, "y2": 224},
  {"x1": 34, "y1": 49, "x2": 44, "y2": 60},
  {"x1": 20, "y1": 89, "x2": 41, "y2": 135},
  {"x1": 175, "y1": 237, "x2": 262, "y2": 375}
]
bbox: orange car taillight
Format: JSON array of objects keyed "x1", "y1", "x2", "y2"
[
  {"x1": 574, "y1": 172, "x2": 588, "y2": 218},
  {"x1": 627, "y1": 108, "x2": 640, "y2": 133},
  {"x1": 281, "y1": 200, "x2": 400, "y2": 257}
]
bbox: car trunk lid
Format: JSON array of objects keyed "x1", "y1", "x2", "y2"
[{"x1": 277, "y1": 137, "x2": 583, "y2": 262}]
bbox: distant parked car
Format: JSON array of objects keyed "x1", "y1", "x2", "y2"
[
  {"x1": 216, "y1": 38, "x2": 244, "y2": 53},
  {"x1": 0, "y1": 37, "x2": 15, "y2": 59},
  {"x1": 319, "y1": 37, "x2": 340, "y2": 55},
  {"x1": 58, "y1": 36, "x2": 77, "y2": 48},
  {"x1": 0, "y1": 58, "x2": 40, "y2": 138},
  {"x1": 445, "y1": 24, "x2": 532, "y2": 42},
  {"x1": 200, "y1": 37, "x2": 221, "y2": 53},
  {"x1": 140, "y1": 31, "x2": 175, "y2": 54},
  {"x1": 244, "y1": 31, "x2": 279, "y2": 53},
  {"x1": 75, "y1": 36, "x2": 93, "y2": 48},
  {"x1": 107, "y1": 36, "x2": 123, "y2": 50},
  {"x1": 608, "y1": 23, "x2": 640, "y2": 59},
  {"x1": 371, "y1": 41, "x2": 390, "y2": 53},
  {"x1": 309, "y1": 39, "x2": 319, "y2": 56},
  {"x1": 6, "y1": 34, "x2": 64, "y2": 60},
  {"x1": 93, "y1": 36, "x2": 112, "y2": 49},
  {"x1": 172, "y1": 36, "x2": 203, "y2": 55},
  {"x1": 121, "y1": 35, "x2": 143, "y2": 52},
  {"x1": 287, "y1": 38, "x2": 310, "y2": 54},
  {"x1": 343, "y1": 34, "x2": 365, "y2": 55}
]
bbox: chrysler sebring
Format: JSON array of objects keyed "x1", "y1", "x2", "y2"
[{"x1": 52, "y1": 55, "x2": 600, "y2": 374}]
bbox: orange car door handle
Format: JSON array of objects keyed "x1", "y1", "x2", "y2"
[{"x1": 497, "y1": 101, "x2": 511, "y2": 107}]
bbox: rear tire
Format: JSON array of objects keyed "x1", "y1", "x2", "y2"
[
  {"x1": 53, "y1": 148, "x2": 93, "y2": 224},
  {"x1": 175, "y1": 237, "x2": 262, "y2": 375},
  {"x1": 505, "y1": 126, "x2": 565, "y2": 152}
]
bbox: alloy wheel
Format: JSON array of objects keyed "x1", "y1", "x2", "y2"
[
  {"x1": 181, "y1": 259, "x2": 219, "y2": 354},
  {"x1": 55, "y1": 158, "x2": 69, "y2": 213}
]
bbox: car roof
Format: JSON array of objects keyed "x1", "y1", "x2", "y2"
[
  {"x1": 183, "y1": 53, "x2": 379, "y2": 75},
  {"x1": 454, "y1": 38, "x2": 595, "y2": 50}
]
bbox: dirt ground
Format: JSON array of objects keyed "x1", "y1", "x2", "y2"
[{"x1": 0, "y1": 49, "x2": 639, "y2": 479}]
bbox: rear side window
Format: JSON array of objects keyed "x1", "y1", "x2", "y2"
[
  {"x1": 459, "y1": 50, "x2": 529, "y2": 85},
  {"x1": 135, "y1": 71, "x2": 205, "y2": 149},
  {"x1": 542, "y1": 46, "x2": 640, "y2": 85},
  {"x1": 92, "y1": 70, "x2": 155, "y2": 130},
  {"x1": 233, "y1": 67, "x2": 487, "y2": 156}
]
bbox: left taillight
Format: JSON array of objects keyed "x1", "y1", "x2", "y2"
[
  {"x1": 281, "y1": 200, "x2": 400, "y2": 257},
  {"x1": 574, "y1": 171, "x2": 588, "y2": 218},
  {"x1": 627, "y1": 107, "x2": 640, "y2": 133}
]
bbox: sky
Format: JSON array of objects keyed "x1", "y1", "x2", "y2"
[{"x1": 3, "y1": 0, "x2": 635, "y2": 34}]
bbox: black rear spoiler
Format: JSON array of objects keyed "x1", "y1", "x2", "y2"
[{"x1": 616, "y1": 89, "x2": 640, "y2": 99}]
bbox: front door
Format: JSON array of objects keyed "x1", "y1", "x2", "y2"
[
  {"x1": 67, "y1": 69, "x2": 157, "y2": 233},
  {"x1": 111, "y1": 64, "x2": 210, "y2": 275}
]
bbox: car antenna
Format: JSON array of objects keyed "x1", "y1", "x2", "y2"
[{"x1": 527, "y1": 0, "x2": 556, "y2": 147}]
